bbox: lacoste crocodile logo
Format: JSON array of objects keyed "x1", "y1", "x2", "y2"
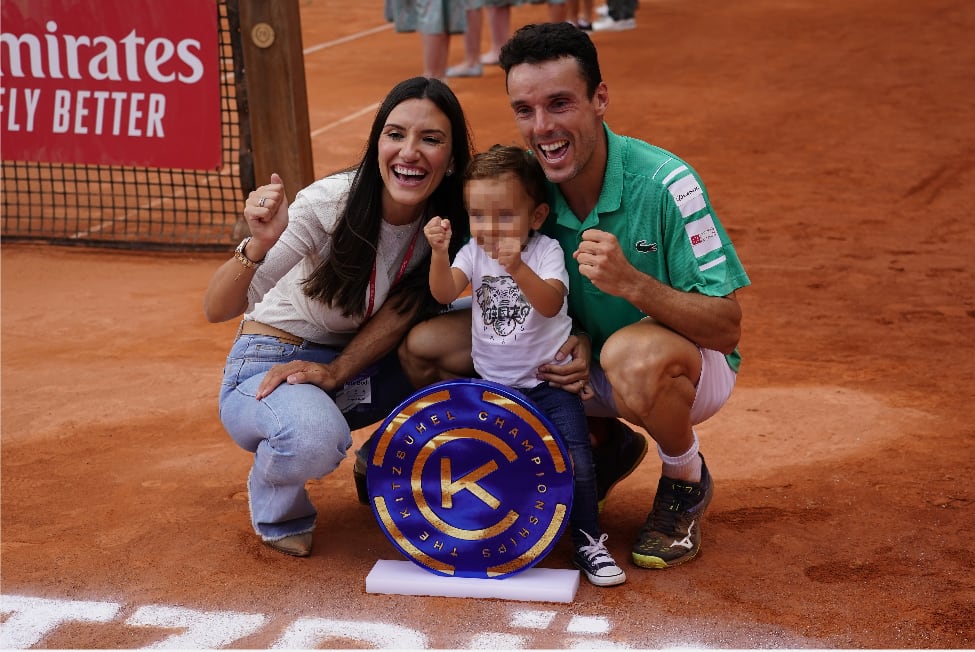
[
  {"x1": 670, "y1": 519, "x2": 696, "y2": 549},
  {"x1": 635, "y1": 240, "x2": 657, "y2": 253}
]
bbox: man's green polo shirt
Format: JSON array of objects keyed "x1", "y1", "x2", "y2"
[{"x1": 540, "y1": 124, "x2": 751, "y2": 371}]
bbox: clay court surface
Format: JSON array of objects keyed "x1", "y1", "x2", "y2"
[{"x1": 3, "y1": 0, "x2": 974, "y2": 648}]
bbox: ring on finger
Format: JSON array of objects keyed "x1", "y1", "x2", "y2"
[{"x1": 259, "y1": 196, "x2": 267, "y2": 207}]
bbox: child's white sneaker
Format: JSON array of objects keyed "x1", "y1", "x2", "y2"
[{"x1": 573, "y1": 531, "x2": 626, "y2": 587}]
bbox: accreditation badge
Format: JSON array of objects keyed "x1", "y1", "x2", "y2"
[{"x1": 366, "y1": 379, "x2": 573, "y2": 579}]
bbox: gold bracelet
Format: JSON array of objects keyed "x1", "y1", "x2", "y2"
[{"x1": 234, "y1": 237, "x2": 264, "y2": 269}]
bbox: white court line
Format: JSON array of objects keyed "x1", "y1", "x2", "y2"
[
  {"x1": 303, "y1": 24, "x2": 393, "y2": 56},
  {"x1": 310, "y1": 103, "x2": 381, "y2": 139},
  {"x1": 219, "y1": 23, "x2": 393, "y2": 82},
  {"x1": 305, "y1": 24, "x2": 391, "y2": 138},
  {"x1": 0, "y1": 594, "x2": 638, "y2": 649}
]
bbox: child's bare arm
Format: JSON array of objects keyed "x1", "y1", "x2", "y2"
[
  {"x1": 424, "y1": 217, "x2": 469, "y2": 304},
  {"x1": 495, "y1": 237, "x2": 565, "y2": 317},
  {"x1": 510, "y1": 265, "x2": 565, "y2": 318}
]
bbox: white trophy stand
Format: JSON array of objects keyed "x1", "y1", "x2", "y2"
[{"x1": 366, "y1": 560, "x2": 580, "y2": 603}]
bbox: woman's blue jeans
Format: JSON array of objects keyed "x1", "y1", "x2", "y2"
[
  {"x1": 219, "y1": 334, "x2": 413, "y2": 542},
  {"x1": 520, "y1": 382, "x2": 599, "y2": 549}
]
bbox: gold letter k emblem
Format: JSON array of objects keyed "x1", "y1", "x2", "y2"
[{"x1": 440, "y1": 457, "x2": 500, "y2": 509}]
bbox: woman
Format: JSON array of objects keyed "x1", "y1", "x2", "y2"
[
  {"x1": 386, "y1": 0, "x2": 468, "y2": 81},
  {"x1": 204, "y1": 77, "x2": 473, "y2": 557}
]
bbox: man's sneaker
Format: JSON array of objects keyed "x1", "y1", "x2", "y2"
[
  {"x1": 594, "y1": 420, "x2": 648, "y2": 512},
  {"x1": 573, "y1": 531, "x2": 626, "y2": 587},
  {"x1": 353, "y1": 445, "x2": 369, "y2": 505},
  {"x1": 631, "y1": 454, "x2": 713, "y2": 569},
  {"x1": 592, "y1": 16, "x2": 637, "y2": 31}
]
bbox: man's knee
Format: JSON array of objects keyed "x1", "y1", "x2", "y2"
[
  {"x1": 398, "y1": 328, "x2": 434, "y2": 388},
  {"x1": 602, "y1": 324, "x2": 697, "y2": 378},
  {"x1": 600, "y1": 326, "x2": 699, "y2": 413},
  {"x1": 401, "y1": 319, "x2": 435, "y2": 359},
  {"x1": 601, "y1": 331, "x2": 665, "y2": 383},
  {"x1": 399, "y1": 311, "x2": 473, "y2": 387}
]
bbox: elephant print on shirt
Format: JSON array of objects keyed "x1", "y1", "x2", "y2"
[{"x1": 475, "y1": 275, "x2": 531, "y2": 340}]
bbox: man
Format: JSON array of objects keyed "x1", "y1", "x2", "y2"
[{"x1": 398, "y1": 22, "x2": 750, "y2": 569}]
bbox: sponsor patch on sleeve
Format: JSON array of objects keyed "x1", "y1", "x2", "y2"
[
  {"x1": 668, "y1": 174, "x2": 706, "y2": 218},
  {"x1": 684, "y1": 214, "x2": 722, "y2": 258}
]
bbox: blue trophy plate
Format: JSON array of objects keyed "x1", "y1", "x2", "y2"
[{"x1": 366, "y1": 378, "x2": 573, "y2": 579}]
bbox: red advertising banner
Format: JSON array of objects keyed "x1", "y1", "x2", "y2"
[{"x1": 1, "y1": 0, "x2": 222, "y2": 170}]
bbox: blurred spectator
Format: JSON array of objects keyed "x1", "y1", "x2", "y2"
[
  {"x1": 448, "y1": 0, "x2": 485, "y2": 77},
  {"x1": 592, "y1": 0, "x2": 636, "y2": 31},
  {"x1": 574, "y1": 0, "x2": 595, "y2": 30},
  {"x1": 387, "y1": 0, "x2": 470, "y2": 80},
  {"x1": 478, "y1": 1, "x2": 518, "y2": 66}
]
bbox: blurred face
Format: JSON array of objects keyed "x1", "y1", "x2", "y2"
[
  {"x1": 466, "y1": 173, "x2": 548, "y2": 259},
  {"x1": 378, "y1": 98, "x2": 454, "y2": 223},
  {"x1": 506, "y1": 57, "x2": 608, "y2": 186}
]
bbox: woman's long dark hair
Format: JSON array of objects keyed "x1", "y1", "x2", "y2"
[{"x1": 303, "y1": 77, "x2": 473, "y2": 320}]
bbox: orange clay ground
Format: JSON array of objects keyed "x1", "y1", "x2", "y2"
[{"x1": 2, "y1": 0, "x2": 973, "y2": 647}]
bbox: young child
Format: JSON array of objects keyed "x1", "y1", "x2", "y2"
[{"x1": 423, "y1": 144, "x2": 626, "y2": 587}]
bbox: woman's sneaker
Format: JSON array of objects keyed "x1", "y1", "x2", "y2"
[
  {"x1": 573, "y1": 531, "x2": 626, "y2": 587},
  {"x1": 353, "y1": 445, "x2": 369, "y2": 505},
  {"x1": 631, "y1": 454, "x2": 713, "y2": 569},
  {"x1": 353, "y1": 429, "x2": 382, "y2": 505}
]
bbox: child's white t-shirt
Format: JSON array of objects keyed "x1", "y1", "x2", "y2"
[{"x1": 451, "y1": 233, "x2": 572, "y2": 388}]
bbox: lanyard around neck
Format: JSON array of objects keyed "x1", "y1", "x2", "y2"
[{"x1": 364, "y1": 222, "x2": 422, "y2": 320}]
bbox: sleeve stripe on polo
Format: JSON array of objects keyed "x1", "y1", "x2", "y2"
[
  {"x1": 659, "y1": 163, "x2": 687, "y2": 185},
  {"x1": 699, "y1": 255, "x2": 727, "y2": 272}
]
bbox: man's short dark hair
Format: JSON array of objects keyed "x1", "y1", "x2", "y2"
[{"x1": 499, "y1": 22, "x2": 603, "y2": 98}]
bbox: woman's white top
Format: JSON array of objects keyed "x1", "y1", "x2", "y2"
[{"x1": 246, "y1": 171, "x2": 429, "y2": 346}]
